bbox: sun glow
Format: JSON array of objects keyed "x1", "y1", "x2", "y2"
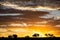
[
  {"x1": 0, "y1": 25, "x2": 60, "y2": 37},
  {"x1": 9, "y1": 23, "x2": 28, "y2": 27}
]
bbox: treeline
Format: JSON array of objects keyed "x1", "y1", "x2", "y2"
[{"x1": 0, "y1": 33, "x2": 56, "y2": 38}]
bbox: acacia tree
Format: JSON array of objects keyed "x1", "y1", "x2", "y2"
[
  {"x1": 25, "y1": 36, "x2": 30, "y2": 38},
  {"x1": 32, "y1": 33, "x2": 40, "y2": 38},
  {"x1": 45, "y1": 34, "x2": 55, "y2": 37}
]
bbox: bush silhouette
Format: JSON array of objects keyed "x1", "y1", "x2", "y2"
[
  {"x1": 8, "y1": 35, "x2": 13, "y2": 38},
  {"x1": 45, "y1": 34, "x2": 55, "y2": 37},
  {"x1": 25, "y1": 36, "x2": 30, "y2": 38},
  {"x1": 12, "y1": 34, "x2": 17, "y2": 38},
  {"x1": 32, "y1": 33, "x2": 39, "y2": 37},
  {"x1": 1, "y1": 37, "x2": 4, "y2": 38},
  {"x1": 8, "y1": 34, "x2": 18, "y2": 38}
]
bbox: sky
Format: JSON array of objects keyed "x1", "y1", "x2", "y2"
[
  {"x1": 41, "y1": 10, "x2": 60, "y2": 19},
  {"x1": 0, "y1": 0, "x2": 60, "y2": 37}
]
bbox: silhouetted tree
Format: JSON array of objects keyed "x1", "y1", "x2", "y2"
[
  {"x1": 13, "y1": 34, "x2": 17, "y2": 38},
  {"x1": 1, "y1": 37, "x2": 4, "y2": 38},
  {"x1": 8, "y1": 35, "x2": 12, "y2": 38},
  {"x1": 32, "y1": 33, "x2": 39, "y2": 37},
  {"x1": 45, "y1": 34, "x2": 55, "y2": 37},
  {"x1": 25, "y1": 36, "x2": 30, "y2": 38}
]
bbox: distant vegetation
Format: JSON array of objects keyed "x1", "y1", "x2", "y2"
[{"x1": 0, "y1": 33, "x2": 56, "y2": 38}]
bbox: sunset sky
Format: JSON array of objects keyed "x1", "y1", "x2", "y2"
[{"x1": 0, "y1": 0, "x2": 60, "y2": 37}]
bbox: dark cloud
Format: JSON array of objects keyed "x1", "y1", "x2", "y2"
[
  {"x1": 0, "y1": 9, "x2": 49, "y2": 23},
  {"x1": 1, "y1": 0, "x2": 60, "y2": 8},
  {"x1": 0, "y1": 0, "x2": 4, "y2": 2},
  {"x1": 0, "y1": 0, "x2": 60, "y2": 26},
  {"x1": 0, "y1": 0, "x2": 60, "y2": 10}
]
